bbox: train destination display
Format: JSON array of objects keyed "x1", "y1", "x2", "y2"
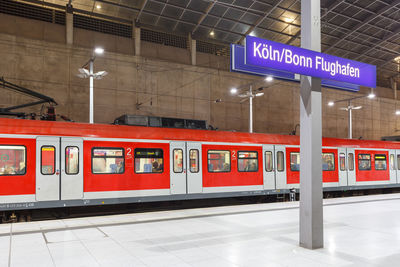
[{"x1": 245, "y1": 36, "x2": 376, "y2": 88}]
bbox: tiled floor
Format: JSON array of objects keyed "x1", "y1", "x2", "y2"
[{"x1": 2, "y1": 193, "x2": 400, "y2": 266}]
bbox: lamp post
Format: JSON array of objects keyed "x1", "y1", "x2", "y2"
[
  {"x1": 77, "y1": 47, "x2": 108, "y2": 124},
  {"x1": 328, "y1": 91, "x2": 375, "y2": 139},
  {"x1": 230, "y1": 76, "x2": 273, "y2": 133}
]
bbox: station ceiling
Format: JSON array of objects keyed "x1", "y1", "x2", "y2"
[{"x1": 20, "y1": 0, "x2": 400, "y2": 86}]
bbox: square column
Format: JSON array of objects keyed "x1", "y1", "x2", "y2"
[
  {"x1": 188, "y1": 33, "x2": 196, "y2": 65},
  {"x1": 299, "y1": 0, "x2": 323, "y2": 249},
  {"x1": 134, "y1": 26, "x2": 141, "y2": 56},
  {"x1": 66, "y1": 4, "x2": 73, "y2": 45},
  {"x1": 391, "y1": 78, "x2": 397, "y2": 100}
]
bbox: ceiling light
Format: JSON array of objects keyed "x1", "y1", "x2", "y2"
[
  {"x1": 230, "y1": 88, "x2": 238, "y2": 94},
  {"x1": 255, "y1": 92, "x2": 264, "y2": 97},
  {"x1": 210, "y1": 31, "x2": 215, "y2": 36},
  {"x1": 396, "y1": 110, "x2": 400, "y2": 115},
  {"x1": 94, "y1": 47, "x2": 104, "y2": 55},
  {"x1": 265, "y1": 76, "x2": 273, "y2": 82},
  {"x1": 283, "y1": 17, "x2": 294, "y2": 23},
  {"x1": 368, "y1": 93, "x2": 375, "y2": 99},
  {"x1": 96, "y1": 4, "x2": 101, "y2": 9},
  {"x1": 395, "y1": 56, "x2": 400, "y2": 63},
  {"x1": 328, "y1": 101, "x2": 334, "y2": 106},
  {"x1": 249, "y1": 31, "x2": 256, "y2": 37}
]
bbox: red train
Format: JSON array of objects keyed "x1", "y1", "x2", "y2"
[{"x1": 0, "y1": 118, "x2": 399, "y2": 211}]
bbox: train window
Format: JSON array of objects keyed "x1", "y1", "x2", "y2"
[
  {"x1": 208, "y1": 150, "x2": 230, "y2": 172},
  {"x1": 358, "y1": 154, "x2": 371, "y2": 170},
  {"x1": 339, "y1": 153, "x2": 346, "y2": 171},
  {"x1": 265, "y1": 151, "x2": 273, "y2": 172},
  {"x1": 374, "y1": 154, "x2": 387, "y2": 170},
  {"x1": 134, "y1": 148, "x2": 163, "y2": 174},
  {"x1": 322, "y1": 153, "x2": 335, "y2": 171},
  {"x1": 173, "y1": 149, "x2": 183, "y2": 173},
  {"x1": 390, "y1": 154, "x2": 395, "y2": 170},
  {"x1": 348, "y1": 153, "x2": 354, "y2": 171},
  {"x1": 0, "y1": 145, "x2": 26, "y2": 176},
  {"x1": 41, "y1": 146, "x2": 55, "y2": 175},
  {"x1": 238, "y1": 151, "x2": 258, "y2": 172},
  {"x1": 290, "y1": 152, "x2": 300, "y2": 171},
  {"x1": 65, "y1": 146, "x2": 79, "y2": 175},
  {"x1": 189, "y1": 149, "x2": 199, "y2": 173},
  {"x1": 92, "y1": 148, "x2": 125, "y2": 174},
  {"x1": 277, "y1": 151, "x2": 284, "y2": 172}
]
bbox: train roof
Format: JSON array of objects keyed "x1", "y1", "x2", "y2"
[{"x1": 1, "y1": 118, "x2": 400, "y2": 149}]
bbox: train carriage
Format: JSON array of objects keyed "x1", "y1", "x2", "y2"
[{"x1": 1, "y1": 117, "x2": 400, "y2": 211}]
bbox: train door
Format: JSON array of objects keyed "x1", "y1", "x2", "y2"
[
  {"x1": 347, "y1": 148, "x2": 356, "y2": 185},
  {"x1": 186, "y1": 142, "x2": 202, "y2": 194},
  {"x1": 36, "y1": 137, "x2": 60, "y2": 201},
  {"x1": 170, "y1": 141, "x2": 187, "y2": 194},
  {"x1": 389, "y1": 150, "x2": 396, "y2": 184},
  {"x1": 396, "y1": 150, "x2": 400, "y2": 183},
  {"x1": 274, "y1": 145, "x2": 287, "y2": 189},
  {"x1": 338, "y1": 148, "x2": 347, "y2": 186},
  {"x1": 262, "y1": 145, "x2": 275, "y2": 189},
  {"x1": 61, "y1": 137, "x2": 83, "y2": 200}
]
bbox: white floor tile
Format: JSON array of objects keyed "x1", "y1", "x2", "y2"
[
  {"x1": 72, "y1": 228, "x2": 105, "y2": 240},
  {"x1": 47, "y1": 240, "x2": 99, "y2": 267},
  {"x1": 45, "y1": 230, "x2": 78, "y2": 243},
  {"x1": 0, "y1": 236, "x2": 10, "y2": 266}
]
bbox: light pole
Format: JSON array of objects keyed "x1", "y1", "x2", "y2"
[
  {"x1": 230, "y1": 76, "x2": 273, "y2": 133},
  {"x1": 77, "y1": 47, "x2": 108, "y2": 124},
  {"x1": 328, "y1": 91, "x2": 375, "y2": 139}
]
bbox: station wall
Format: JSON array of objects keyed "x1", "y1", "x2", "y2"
[{"x1": 0, "y1": 13, "x2": 399, "y2": 141}]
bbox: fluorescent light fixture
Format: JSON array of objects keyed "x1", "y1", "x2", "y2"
[
  {"x1": 94, "y1": 47, "x2": 104, "y2": 55},
  {"x1": 353, "y1": 106, "x2": 362, "y2": 110},
  {"x1": 255, "y1": 92, "x2": 264, "y2": 97},
  {"x1": 328, "y1": 101, "x2": 334, "y2": 106},
  {"x1": 368, "y1": 93, "x2": 375, "y2": 99},
  {"x1": 265, "y1": 76, "x2": 273, "y2": 82},
  {"x1": 230, "y1": 88, "x2": 238, "y2": 94},
  {"x1": 396, "y1": 110, "x2": 400, "y2": 115}
]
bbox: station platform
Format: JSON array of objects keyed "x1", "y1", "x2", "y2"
[{"x1": 1, "y1": 194, "x2": 400, "y2": 267}]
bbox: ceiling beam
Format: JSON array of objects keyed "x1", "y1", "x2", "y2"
[
  {"x1": 323, "y1": 0, "x2": 400, "y2": 53},
  {"x1": 355, "y1": 27, "x2": 400, "y2": 62},
  {"x1": 192, "y1": 0, "x2": 216, "y2": 34},
  {"x1": 136, "y1": 0, "x2": 149, "y2": 23},
  {"x1": 237, "y1": 0, "x2": 287, "y2": 44}
]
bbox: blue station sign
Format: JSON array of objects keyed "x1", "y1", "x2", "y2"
[
  {"x1": 245, "y1": 36, "x2": 376, "y2": 88},
  {"x1": 231, "y1": 44, "x2": 360, "y2": 92}
]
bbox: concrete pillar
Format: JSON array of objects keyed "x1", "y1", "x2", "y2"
[
  {"x1": 134, "y1": 26, "x2": 141, "y2": 56},
  {"x1": 391, "y1": 78, "x2": 397, "y2": 100},
  {"x1": 299, "y1": 0, "x2": 323, "y2": 250},
  {"x1": 65, "y1": 4, "x2": 73, "y2": 45},
  {"x1": 188, "y1": 33, "x2": 196, "y2": 65}
]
